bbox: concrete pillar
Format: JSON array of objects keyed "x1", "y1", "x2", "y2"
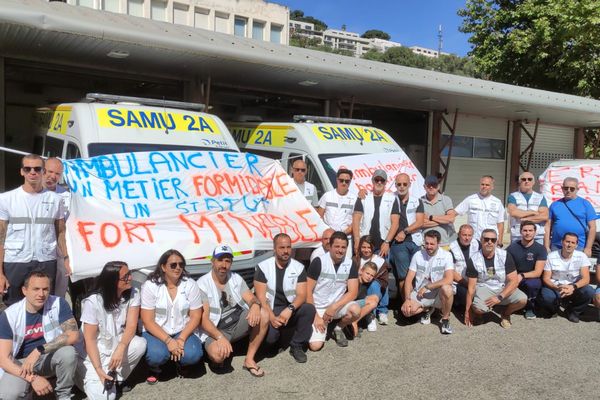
[
  {"x1": 429, "y1": 111, "x2": 442, "y2": 176},
  {"x1": 509, "y1": 120, "x2": 522, "y2": 192},
  {"x1": 0, "y1": 57, "x2": 5, "y2": 191},
  {"x1": 574, "y1": 127, "x2": 585, "y2": 158},
  {"x1": 183, "y1": 77, "x2": 204, "y2": 103}
]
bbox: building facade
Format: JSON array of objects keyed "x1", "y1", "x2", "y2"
[{"x1": 410, "y1": 46, "x2": 450, "y2": 58}]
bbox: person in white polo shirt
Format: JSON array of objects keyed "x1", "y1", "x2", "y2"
[
  {"x1": 198, "y1": 245, "x2": 269, "y2": 377},
  {"x1": 538, "y1": 232, "x2": 595, "y2": 323},
  {"x1": 306, "y1": 231, "x2": 360, "y2": 350},
  {"x1": 454, "y1": 175, "x2": 505, "y2": 241},
  {"x1": 464, "y1": 229, "x2": 527, "y2": 329},
  {"x1": 290, "y1": 158, "x2": 318, "y2": 207},
  {"x1": 317, "y1": 169, "x2": 357, "y2": 246},
  {"x1": 401, "y1": 230, "x2": 455, "y2": 334},
  {"x1": 140, "y1": 249, "x2": 203, "y2": 384}
]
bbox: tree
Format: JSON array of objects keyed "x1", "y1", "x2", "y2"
[
  {"x1": 361, "y1": 29, "x2": 391, "y2": 40},
  {"x1": 289, "y1": 9, "x2": 328, "y2": 31},
  {"x1": 459, "y1": 0, "x2": 600, "y2": 98}
]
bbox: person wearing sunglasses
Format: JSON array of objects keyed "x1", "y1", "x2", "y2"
[
  {"x1": 544, "y1": 177, "x2": 597, "y2": 257},
  {"x1": 197, "y1": 245, "x2": 268, "y2": 377},
  {"x1": 81, "y1": 261, "x2": 146, "y2": 399},
  {"x1": 290, "y1": 159, "x2": 318, "y2": 207},
  {"x1": 507, "y1": 172, "x2": 548, "y2": 245},
  {"x1": 449, "y1": 224, "x2": 480, "y2": 311},
  {"x1": 464, "y1": 229, "x2": 527, "y2": 329},
  {"x1": 421, "y1": 174, "x2": 457, "y2": 248},
  {"x1": 539, "y1": 232, "x2": 594, "y2": 323},
  {"x1": 140, "y1": 249, "x2": 204, "y2": 384},
  {"x1": 454, "y1": 175, "x2": 505, "y2": 243},
  {"x1": 317, "y1": 169, "x2": 357, "y2": 255},
  {"x1": 0, "y1": 154, "x2": 68, "y2": 306},
  {"x1": 310, "y1": 228, "x2": 335, "y2": 263}
]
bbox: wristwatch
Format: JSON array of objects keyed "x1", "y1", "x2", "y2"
[
  {"x1": 287, "y1": 304, "x2": 296, "y2": 313},
  {"x1": 403, "y1": 228, "x2": 409, "y2": 235},
  {"x1": 429, "y1": 215, "x2": 433, "y2": 221},
  {"x1": 384, "y1": 239, "x2": 391, "y2": 245},
  {"x1": 36, "y1": 345, "x2": 45, "y2": 355},
  {"x1": 496, "y1": 294, "x2": 504, "y2": 302}
]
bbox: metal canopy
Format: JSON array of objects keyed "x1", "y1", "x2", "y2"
[{"x1": 2, "y1": 0, "x2": 600, "y2": 127}]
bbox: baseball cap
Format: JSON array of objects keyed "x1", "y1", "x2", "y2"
[
  {"x1": 213, "y1": 245, "x2": 233, "y2": 259},
  {"x1": 424, "y1": 175, "x2": 439, "y2": 187},
  {"x1": 372, "y1": 169, "x2": 387, "y2": 180}
]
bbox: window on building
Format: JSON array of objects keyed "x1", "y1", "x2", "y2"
[
  {"x1": 128, "y1": 0, "x2": 144, "y2": 17},
  {"x1": 194, "y1": 7, "x2": 210, "y2": 29},
  {"x1": 102, "y1": 0, "x2": 119, "y2": 12},
  {"x1": 215, "y1": 12, "x2": 229, "y2": 33},
  {"x1": 270, "y1": 24, "x2": 282, "y2": 43},
  {"x1": 151, "y1": 0, "x2": 167, "y2": 21},
  {"x1": 441, "y1": 135, "x2": 474, "y2": 158},
  {"x1": 234, "y1": 17, "x2": 247, "y2": 37},
  {"x1": 474, "y1": 138, "x2": 506, "y2": 159},
  {"x1": 252, "y1": 21, "x2": 265, "y2": 41},
  {"x1": 76, "y1": 0, "x2": 94, "y2": 8},
  {"x1": 173, "y1": 3, "x2": 189, "y2": 25}
]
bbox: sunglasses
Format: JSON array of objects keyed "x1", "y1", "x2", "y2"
[
  {"x1": 220, "y1": 291, "x2": 229, "y2": 308},
  {"x1": 322, "y1": 236, "x2": 332, "y2": 241},
  {"x1": 293, "y1": 168, "x2": 306, "y2": 172},
  {"x1": 22, "y1": 166, "x2": 43, "y2": 173},
  {"x1": 373, "y1": 178, "x2": 386, "y2": 184},
  {"x1": 425, "y1": 184, "x2": 438, "y2": 188},
  {"x1": 118, "y1": 272, "x2": 132, "y2": 282},
  {"x1": 395, "y1": 182, "x2": 409, "y2": 187},
  {"x1": 482, "y1": 237, "x2": 497, "y2": 243},
  {"x1": 338, "y1": 179, "x2": 351, "y2": 184},
  {"x1": 562, "y1": 186, "x2": 577, "y2": 192},
  {"x1": 168, "y1": 261, "x2": 185, "y2": 270},
  {"x1": 520, "y1": 177, "x2": 533, "y2": 182}
]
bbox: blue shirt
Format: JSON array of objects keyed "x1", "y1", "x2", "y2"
[{"x1": 549, "y1": 197, "x2": 597, "y2": 249}]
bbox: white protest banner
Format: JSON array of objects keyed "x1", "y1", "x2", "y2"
[
  {"x1": 325, "y1": 152, "x2": 426, "y2": 198},
  {"x1": 539, "y1": 161, "x2": 600, "y2": 213},
  {"x1": 63, "y1": 151, "x2": 327, "y2": 280}
]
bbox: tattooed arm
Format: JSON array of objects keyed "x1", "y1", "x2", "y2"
[
  {"x1": 0, "y1": 220, "x2": 8, "y2": 292},
  {"x1": 43, "y1": 318, "x2": 80, "y2": 353}
]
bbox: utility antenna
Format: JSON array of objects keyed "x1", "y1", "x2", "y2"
[{"x1": 437, "y1": 24, "x2": 443, "y2": 57}]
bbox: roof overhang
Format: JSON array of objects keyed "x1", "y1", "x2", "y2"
[{"x1": 2, "y1": 0, "x2": 600, "y2": 127}]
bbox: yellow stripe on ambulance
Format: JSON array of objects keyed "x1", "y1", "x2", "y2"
[
  {"x1": 230, "y1": 125, "x2": 290, "y2": 147},
  {"x1": 97, "y1": 108, "x2": 221, "y2": 134},
  {"x1": 312, "y1": 125, "x2": 390, "y2": 143}
]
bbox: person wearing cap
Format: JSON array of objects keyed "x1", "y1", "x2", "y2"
[
  {"x1": 254, "y1": 233, "x2": 316, "y2": 363},
  {"x1": 197, "y1": 245, "x2": 269, "y2": 377},
  {"x1": 454, "y1": 175, "x2": 505, "y2": 242},
  {"x1": 421, "y1": 174, "x2": 456, "y2": 248},
  {"x1": 506, "y1": 171, "x2": 548, "y2": 244},
  {"x1": 290, "y1": 159, "x2": 318, "y2": 207},
  {"x1": 310, "y1": 228, "x2": 334, "y2": 262}
]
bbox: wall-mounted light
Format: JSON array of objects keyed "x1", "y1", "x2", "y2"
[
  {"x1": 298, "y1": 80, "x2": 318, "y2": 86},
  {"x1": 107, "y1": 50, "x2": 130, "y2": 59}
]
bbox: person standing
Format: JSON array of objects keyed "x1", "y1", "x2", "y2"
[
  {"x1": 290, "y1": 159, "x2": 318, "y2": 207},
  {"x1": 317, "y1": 169, "x2": 357, "y2": 247},
  {"x1": 506, "y1": 221, "x2": 547, "y2": 319},
  {"x1": 254, "y1": 234, "x2": 315, "y2": 363},
  {"x1": 421, "y1": 175, "x2": 456, "y2": 247},
  {"x1": 454, "y1": 175, "x2": 505, "y2": 241},
  {"x1": 506, "y1": 171, "x2": 548, "y2": 244},
  {"x1": 544, "y1": 177, "x2": 597, "y2": 256},
  {"x1": 0, "y1": 154, "x2": 68, "y2": 305}
]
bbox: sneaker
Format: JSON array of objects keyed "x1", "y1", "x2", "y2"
[
  {"x1": 367, "y1": 317, "x2": 378, "y2": 332},
  {"x1": 420, "y1": 309, "x2": 433, "y2": 325},
  {"x1": 500, "y1": 317, "x2": 512, "y2": 329},
  {"x1": 289, "y1": 346, "x2": 307, "y2": 363},
  {"x1": 332, "y1": 327, "x2": 348, "y2": 347},
  {"x1": 567, "y1": 311, "x2": 580, "y2": 323},
  {"x1": 440, "y1": 319, "x2": 453, "y2": 334},
  {"x1": 377, "y1": 313, "x2": 389, "y2": 325},
  {"x1": 524, "y1": 309, "x2": 536, "y2": 320}
]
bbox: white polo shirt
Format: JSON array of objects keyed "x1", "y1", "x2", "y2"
[
  {"x1": 455, "y1": 193, "x2": 505, "y2": 239},
  {"x1": 409, "y1": 248, "x2": 454, "y2": 290},
  {"x1": 141, "y1": 278, "x2": 203, "y2": 335},
  {"x1": 544, "y1": 250, "x2": 591, "y2": 286},
  {"x1": 318, "y1": 189, "x2": 357, "y2": 232}
]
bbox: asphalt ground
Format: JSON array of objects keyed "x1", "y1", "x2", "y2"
[{"x1": 119, "y1": 304, "x2": 599, "y2": 400}]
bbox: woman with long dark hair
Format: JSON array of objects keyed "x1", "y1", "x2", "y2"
[
  {"x1": 81, "y1": 261, "x2": 147, "y2": 400},
  {"x1": 355, "y1": 235, "x2": 391, "y2": 325},
  {"x1": 140, "y1": 249, "x2": 203, "y2": 384}
]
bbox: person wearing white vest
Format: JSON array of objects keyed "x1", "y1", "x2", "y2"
[
  {"x1": 539, "y1": 232, "x2": 595, "y2": 323},
  {"x1": 81, "y1": 261, "x2": 147, "y2": 400},
  {"x1": 310, "y1": 228, "x2": 334, "y2": 262},
  {"x1": 306, "y1": 231, "x2": 360, "y2": 351},
  {"x1": 198, "y1": 245, "x2": 269, "y2": 377},
  {"x1": 0, "y1": 154, "x2": 69, "y2": 306},
  {"x1": 291, "y1": 158, "x2": 319, "y2": 207},
  {"x1": 401, "y1": 231, "x2": 455, "y2": 334},
  {"x1": 140, "y1": 249, "x2": 203, "y2": 384},
  {"x1": 352, "y1": 168, "x2": 400, "y2": 257},
  {"x1": 0, "y1": 271, "x2": 82, "y2": 400},
  {"x1": 42, "y1": 157, "x2": 72, "y2": 298},
  {"x1": 449, "y1": 224, "x2": 480, "y2": 309},
  {"x1": 506, "y1": 171, "x2": 548, "y2": 244},
  {"x1": 454, "y1": 175, "x2": 505, "y2": 242},
  {"x1": 464, "y1": 229, "x2": 527, "y2": 329},
  {"x1": 388, "y1": 173, "x2": 425, "y2": 301},
  {"x1": 254, "y1": 234, "x2": 316, "y2": 363}
]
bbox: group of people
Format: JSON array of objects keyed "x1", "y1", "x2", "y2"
[{"x1": 0, "y1": 154, "x2": 598, "y2": 399}]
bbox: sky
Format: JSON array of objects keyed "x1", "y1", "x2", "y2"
[{"x1": 274, "y1": 0, "x2": 472, "y2": 56}]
